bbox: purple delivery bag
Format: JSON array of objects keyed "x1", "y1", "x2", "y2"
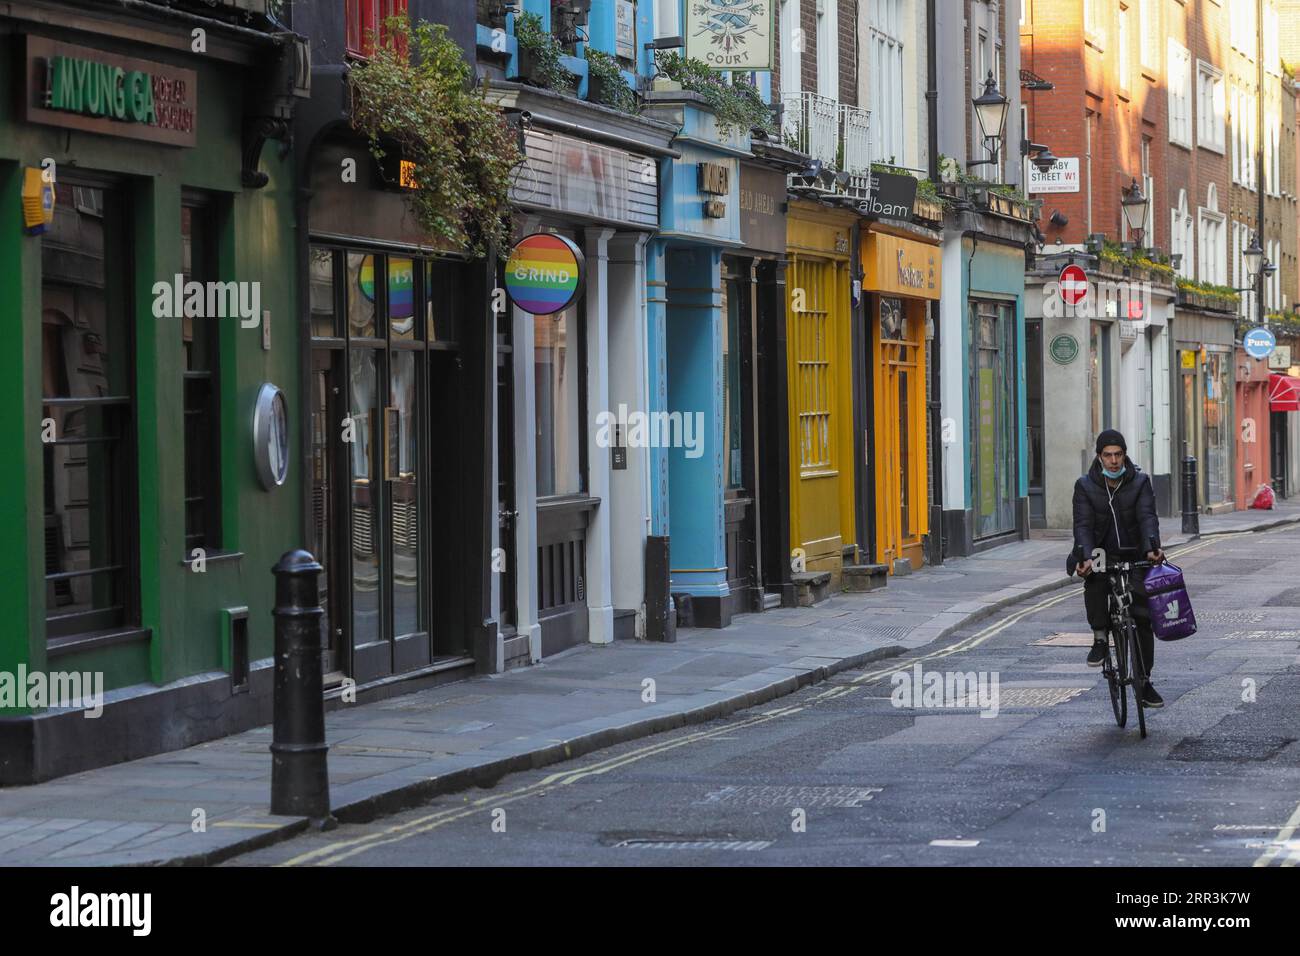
[{"x1": 1143, "y1": 562, "x2": 1197, "y2": 641}]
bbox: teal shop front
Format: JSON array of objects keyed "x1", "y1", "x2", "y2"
[
  {"x1": 938, "y1": 224, "x2": 1034, "y2": 558},
  {"x1": 642, "y1": 93, "x2": 751, "y2": 629}
]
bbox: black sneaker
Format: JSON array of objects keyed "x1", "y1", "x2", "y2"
[
  {"x1": 1141, "y1": 684, "x2": 1164, "y2": 708},
  {"x1": 1086, "y1": 639, "x2": 1108, "y2": 667}
]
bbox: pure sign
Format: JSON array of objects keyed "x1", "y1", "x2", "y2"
[
  {"x1": 1058, "y1": 264, "x2": 1089, "y2": 305},
  {"x1": 1243, "y1": 326, "x2": 1276, "y2": 360}
]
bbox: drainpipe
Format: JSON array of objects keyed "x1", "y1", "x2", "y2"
[{"x1": 926, "y1": 0, "x2": 943, "y2": 564}]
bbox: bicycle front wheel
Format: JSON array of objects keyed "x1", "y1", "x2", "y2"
[{"x1": 1106, "y1": 628, "x2": 1126, "y2": 727}]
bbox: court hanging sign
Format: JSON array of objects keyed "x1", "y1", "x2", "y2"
[
  {"x1": 685, "y1": 0, "x2": 775, "y2": 71},
  {"x1": 504, "y1": 234, "x2": 586, "y2": 315}
]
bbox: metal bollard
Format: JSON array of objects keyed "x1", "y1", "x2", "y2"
[
  {"x1": 270, "y1": 549, "x2": 332, "y2": 822},
  {"x1": 1180, "y1": 456, "x2": 1200, "y2": 536}
]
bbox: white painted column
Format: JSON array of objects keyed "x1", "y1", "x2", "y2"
[
  {"x1": 607, "y1": 232, "x2": 650, "y2": 635},
  {"x1": 585, "y1": 227, "x2": 616, "y2": 645},
  {"x1": 513, "y1": 299, "x2": 542, "y2": 663},
  {"x1": 939, "y1": 235, "x2": 968, "y2": 513}
]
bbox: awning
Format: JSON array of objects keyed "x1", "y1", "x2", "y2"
[{"x1": 1269, "y1": 373, "x2": 1300, "y2": 412}]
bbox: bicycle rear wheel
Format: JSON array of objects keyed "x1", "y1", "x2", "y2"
[
  {"x1": 1128, "y1": 619, "x2": 1147, "y2": 739},
  {"x1": 1106, "y1": 628, "x2": 1126, "y2": 727}
]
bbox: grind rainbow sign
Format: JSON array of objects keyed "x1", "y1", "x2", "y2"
[{"x1": 504, "y1": 234, "x2": 586, "y2": 315}]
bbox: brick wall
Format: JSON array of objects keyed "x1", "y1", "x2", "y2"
[{"x1": 839, "y1": 0, "x2": 857, "y2": 106}]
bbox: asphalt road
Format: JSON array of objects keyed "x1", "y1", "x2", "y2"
[{"x1": 231, "y1": 527, "x2": 1300, "y2": 867}]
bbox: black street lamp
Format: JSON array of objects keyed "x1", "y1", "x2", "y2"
[
  {"x1": 1120, "y1": 178, "x2": 1148, "y2": 249},
  {"x1": 968, "y1": 71, "x2": 1009, "y2": 177}
]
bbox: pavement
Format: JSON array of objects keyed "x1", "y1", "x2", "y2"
[{"x1": 1, "y1": 500, "x2": 1297, "y2": 867}]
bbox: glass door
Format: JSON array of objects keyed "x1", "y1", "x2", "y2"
[{"x1": 970, "y1": 300, "x2": 1017, "y2": 538}]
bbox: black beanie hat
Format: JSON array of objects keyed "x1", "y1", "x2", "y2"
[{"x1": 1095, "y1": 428, "x2": 1127, "y2": 454}]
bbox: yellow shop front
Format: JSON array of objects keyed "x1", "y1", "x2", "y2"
[
  {"x1": 863, "y1": 226, "x2": 940, "y2": 573},
  {"x1": 785, "y1": 201, "x2": 858, "y2": 587}
]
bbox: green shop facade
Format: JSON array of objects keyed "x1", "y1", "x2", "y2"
[{"x1": 0, "y1": 2, "x2": 307, "y2": 783}]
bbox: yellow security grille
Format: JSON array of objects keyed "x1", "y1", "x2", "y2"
[{"x1": 791, "y1": 258, "x2": 832, "y2": 471}]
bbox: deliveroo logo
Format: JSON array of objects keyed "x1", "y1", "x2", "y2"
[{"x1": 1164, "y1": 600, "x2": 1180, "y2": 620}]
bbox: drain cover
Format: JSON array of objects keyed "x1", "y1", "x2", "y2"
[
  {"x1": 614, "y1": 839, "x2": 771, "y2": 851},
  {"x1": 699, "y1": 785, "x2": 882, "y2": 808}
]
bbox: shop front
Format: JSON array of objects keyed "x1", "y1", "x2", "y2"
[
  {"x1": 500, "y1": 89, "x2": 676, "y2": 656},
  {"x1": 939, "y1": 216, "x2": 1034, "y2": 553},
  {"x1": 0, "y1": 5, "x2": 307, "y2": 782},
  {"x1": 1170, "y1": 302, "x2": 1238, "y2": 515},
  {"x1": 1234, "y1": 346, "x2": 1273, "y2": 510},
  {"x1": 784, "y1": 200, "x2": 858, "y2": 588},
  {"x1": 862, "y1": 226, "x2": 940, "y2": 572}
]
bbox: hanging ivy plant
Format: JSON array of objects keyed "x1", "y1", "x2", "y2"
[
  {"x1": 348, "y1": 16, "x2": 522, "y2": 257},
  {"x1": 652, "y1": 51, "x2": 775, "y2": 138},
  {"x1": 585, "y1": 48, "x2": 637, "y2": 113}
]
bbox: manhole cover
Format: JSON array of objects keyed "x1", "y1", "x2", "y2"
[
  {"x1": 614, "y1": 839, "x2": 771, "y2": 851},
  {"x1": 953, "y1": 686, "x2": 1088, "y2": 708},
  {"x1": 1265, "y1": 588, "x2": 1300, "y2": 607},
  {"x1": 839, "y1": 620, "x2": 913, "y2": 640},
  {"x1": 1168, "y1": 735, "x2": 1296, "y2": 762},
  {"x1": 699, "y1": 785, "x2": 882, "y2": 808},
  {"x1": 1223, "y1": 630, "x2": 1300, "y2": 640},
  {"x1": 1032, "y1": 632, "x2": 1095, "y2": 646}
]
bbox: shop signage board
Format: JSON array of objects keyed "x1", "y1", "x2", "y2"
[
  {"x1": 1243, "y1": 326, "x2": 1276, "y2": 360},
  {"x1": 738, "y1": 163, "x2": 786, "y2": 254},
  {"x1": 1268, "y1": 346, "x2": 1293, "y2": 370},
  {"x1": 685, "y1": 1, "x2": 774, "y2": 70},
  {"x1": 504, "y1": 233, "x2": 586, "y2": 315},
  {"x1": 23, "y1": 35, "x2": 198, "y2": 147},
  {"x1": 863, "y1": 232, "x2": 940, "y2": 300},
  {"x1": 857, "y1": 171, "x2": 919, "y2": 221}
]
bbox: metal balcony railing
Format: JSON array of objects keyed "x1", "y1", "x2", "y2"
[
  {"x1": 839, "y1": 104, "x2": 872, "y2": 176},
  {"x1": 782, "y1": 91, "x2": 838, "y2": 166}
]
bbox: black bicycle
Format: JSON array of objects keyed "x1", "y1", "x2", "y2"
[{"x1": 1099, "y1": 559, "x2": 1157, "y2": 739}]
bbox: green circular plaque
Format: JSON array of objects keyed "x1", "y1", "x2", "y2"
[{"x1": 1049, "y1": 333, "x2": 1079, "y2": 365}]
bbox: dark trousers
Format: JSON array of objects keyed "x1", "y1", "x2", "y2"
[{"x1": 1084, "y1": 568, "x2": 1155, "y2": 677}]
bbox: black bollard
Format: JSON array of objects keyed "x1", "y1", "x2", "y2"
[
  {"x1": 270, "y1": 549, "x2": 332, "y2": 822},
  {"x1": 1180, "y1": 455, "x2": 1200, "y2": 536}
]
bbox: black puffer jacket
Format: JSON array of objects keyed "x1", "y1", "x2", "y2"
[{"x1": 1067, "y1": 456, "x2": 1161, "y2": 575}]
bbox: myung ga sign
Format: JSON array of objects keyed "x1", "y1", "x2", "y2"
[{"x1": 1040, "y1": 275, "x2": 1155, "y2": 321}]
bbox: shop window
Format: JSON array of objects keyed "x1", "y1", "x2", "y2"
[
  {"x1": 535, "y1": 301, "x2": 585, "y2": 498},
  {"x1": 722, "y1": 277, "x2": 743, "y2": 490},
  {"x1": 346, "y1": 0, "x2": 409, "y2": 59},
  {"x1": 181, "y1": 197, "x2": 223, "y2": 555},
  {"x1": 41, "y1": 181, "x2": 138, "y2": 640}
]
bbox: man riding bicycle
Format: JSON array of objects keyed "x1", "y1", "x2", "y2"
[{"x1": 1068, "y1": 429, "x2": 1165, "y2": 708}]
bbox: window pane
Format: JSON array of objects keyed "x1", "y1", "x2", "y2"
[
  {"x1": 390, "y1": 350, "x2": 421, "y2": 637},
  {"x1": 534, "y1": 305, "x2": 582, "y2": 497},
  {"x1": 347, "y1": 252, "x2": 377, "y2": 338},
  {"x1": 350, "y1": 349, "x2": 382, "y2": 644},
  {"x1": 723, "y1": 279, "x2": 743, "y2": 489},
  {"x1": 389, "y1": 257, "x2": 416, "y2": 340},
  {"x1": 310, "y1": 247, "x2": 337, "y2": 337},
  {"x1": 41, "y1": 183, "x2": 131, "y2": 636},
  {"x1": 426, "y1": 260, "x2": 460, "y2": 343}
]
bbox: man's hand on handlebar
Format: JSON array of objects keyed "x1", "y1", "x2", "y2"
[
  {"x1": 1146, "y1": 549, "x2": 1165, "y2": 563},
  {"x1": 1076, "y1": 559, "x2": 1093, "y2": 577}
]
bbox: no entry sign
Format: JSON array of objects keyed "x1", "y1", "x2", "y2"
[{"x1": 1059, "y1": 264, "x2": 1089, "y2": 305}]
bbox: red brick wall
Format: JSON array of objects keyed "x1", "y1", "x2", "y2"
[{"x1": 838, "y1": 0, "x2": 856, "y2": 107}]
